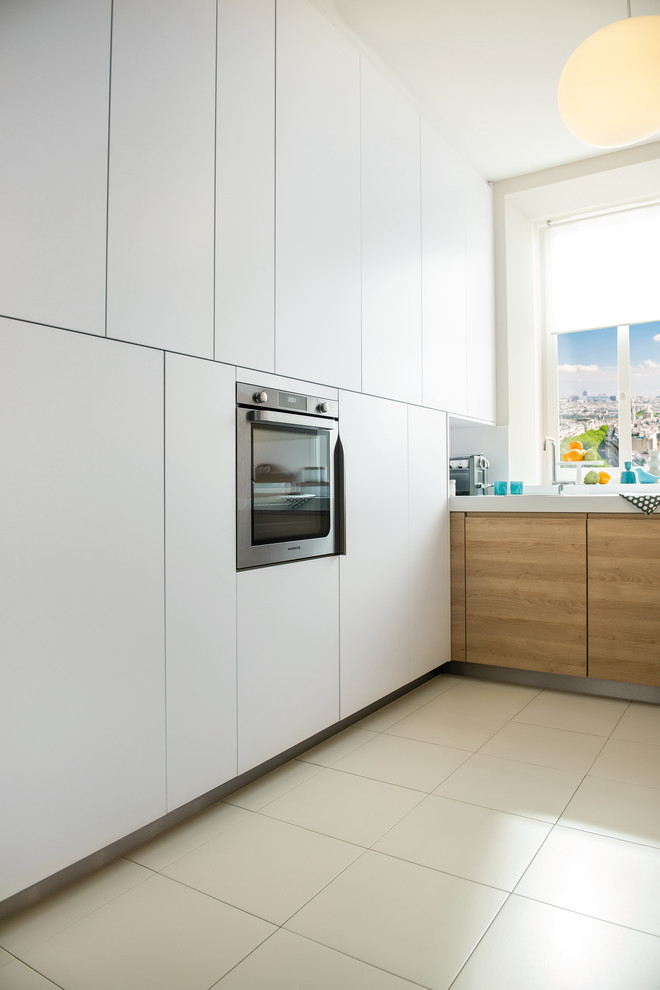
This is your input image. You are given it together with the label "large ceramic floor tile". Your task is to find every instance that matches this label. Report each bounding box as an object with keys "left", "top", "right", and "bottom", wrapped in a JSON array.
[
  {"left": 261, "top": 767, "right": 424, "bottom": 846},
  {"left": 374, "top": 795, "right": 550, "bottom": 890},
  {"left": 286, "top": 850, "right": 505, "bottom": 990},
  {"left": 428, "top": 678, "right": 540, "bottom": 721},
  {"left": 385, "top": 706, "right": 506, "bottom": 751},
  {"left": 451, "top": 894, "right": 660, "bottom": 990},
  {"left": 296, "top": 726, "right": 377, "bottom": 767},
  {"left": 515, "top": 825, "right": 660, "bottom": 935},
  {"left": 214, "top": 929, "right": 421, "bottom": 989},
  {"left": 612, "top": 701, "right": 660, "bottom": 746},
  {"left": 23, "top": 873, "right": 274, "bottom": 990},
  {"left": 222, "top": 759, "right": 322, "bottom": 811},
  {"left": 0, "top": 858, "right": 150, "bottom": 955},
  {"left": 434, "top": 753, "right": 582, "bottom": 822},
  {"left": 513, "top": 689, "right": 628, "bottom": 735},
  {"left": 479, "top": 721, "right": 606, "bottom": 773},
  {"left": 331, "top": 733, "right": 469, "bottom": 792},
  {"left": 357, "top": 679, "right": 457, "bottom": 732},
  {"left": 0, "top": 956, "right": 61, "bottom": 990},
  {"left": 162, "top": 812, "right": 362, "bottom": 925},
  {"left": 125, "top": 802, "right": 252, "bottom": 872},
  {"left": 559, "top": 775, "right": 660, "bottom": 847},
  {"left": 589, "top": 738, "right": 660, "bottom": 789}
]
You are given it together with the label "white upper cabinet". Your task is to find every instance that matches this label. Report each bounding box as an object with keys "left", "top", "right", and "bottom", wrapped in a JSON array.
[
  {"left": 408, "top": 405, "right": 450, "bottom": 680},
  {"left": 421, "top": 121, "right": 469, "bottom": 415},
  {"left": 236, "top": 557, "right": 340, "bottom": 774},
  {"left": 361, "top": 61, "right": 422, "bottom": 406},
  {"left": 275, "top": 0, "right": 361, "bottom": 390},
  {"left": 215, "top": 0, "right": 275, "bottom": 371},
  {"left": 0, "top": 320, "right": 165, "bottom": 903},
  {"left": 339, "top": 390, "right": 409, "bottom": 718},
  {"left": 107, "top": 0, "right": 216, "bottom": 356},
  {"left": 0, "top": 0, "right": 110, "bottom": 335},
  {"left": 164, "top": 355, "right": 237, "bottom": 810},
  {"left": 466, "top": 170, "right": 496, "bottom": 422}
]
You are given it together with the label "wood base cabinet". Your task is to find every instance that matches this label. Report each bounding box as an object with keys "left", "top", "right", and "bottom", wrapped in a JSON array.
[
  {"left": 464, "top": 513, "right": 587, "bottom": 676},
  {"left": 588, "top": 515, "right": 660, "bottom": 687}
]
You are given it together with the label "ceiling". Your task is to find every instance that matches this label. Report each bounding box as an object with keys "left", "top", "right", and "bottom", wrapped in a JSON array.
[{"left": 312, "top": 0, "right": 660, "bottom": 182}]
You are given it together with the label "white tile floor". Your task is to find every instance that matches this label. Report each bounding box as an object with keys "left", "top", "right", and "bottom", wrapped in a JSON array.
[{"left": 2, "top": 673, "right": 660, "bottom": 989}]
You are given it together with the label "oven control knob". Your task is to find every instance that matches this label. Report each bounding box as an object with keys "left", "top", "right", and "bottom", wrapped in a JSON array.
[
  {"left": 316, "top": 401, "right": 329, "bottom": 413},
  {"left": 253, "top": 391, "right": 268, "bottom": 404}
]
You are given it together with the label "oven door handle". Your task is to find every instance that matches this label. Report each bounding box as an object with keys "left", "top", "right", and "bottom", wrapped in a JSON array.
[{"left": 246, "top": 409, "right": 337, "bottom": 430}]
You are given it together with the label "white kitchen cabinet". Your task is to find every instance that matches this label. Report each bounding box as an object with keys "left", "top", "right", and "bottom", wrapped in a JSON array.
[
  {"left": 107, "top": 0, "right": 216, "bottom": 356},
  {"left": 339, "top": 390, "right": 410, "bottom": 718},
  {"left": 420, "top": 120, "right": 469, "bottom": 415},
  {"left": 0, "top": 0, "right": 110, "bottom": 335},
  {"left": 215, "top": 0, "right": 275, "bottom": 371},
  {"left": 164, "top": 355, "right": 237, "bottom": 810},
  {"left": 408, "top": 405, "right": 450, "bottom": 680},
  {"left": 466, "top": 169, "right": 496, "bottom": 423},
  {"left": 0, "top": 320, "right": 166, "bottom": 903},
  {"left": 361, "top": 61, "right": 423, "bottom": 405},
  {"left": 275, "top": 0, "right": 361, "bottom": 390},
  {"left": 236, "top": 557, "right": 340, "bottom": 774}
]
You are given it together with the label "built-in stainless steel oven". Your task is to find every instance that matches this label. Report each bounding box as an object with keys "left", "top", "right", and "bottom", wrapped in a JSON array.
[{"left": 236, "top": 381, "right": 343, "bottom": 569}]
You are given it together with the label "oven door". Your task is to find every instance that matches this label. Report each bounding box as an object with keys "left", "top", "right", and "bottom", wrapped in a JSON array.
[{"left": 237, "top": 407, "right": 338, "bottom": 569}]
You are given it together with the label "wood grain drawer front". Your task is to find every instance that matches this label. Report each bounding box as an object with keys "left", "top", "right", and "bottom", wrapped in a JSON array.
[
  {"left": 450, "top": 513, "right": 466, "bottom": 660},
  {"left": 588, "top": 515, "right": 660, "bottom": 687},
  {"left": 466, "top": 514, "right": 587, "bottom": 676}
]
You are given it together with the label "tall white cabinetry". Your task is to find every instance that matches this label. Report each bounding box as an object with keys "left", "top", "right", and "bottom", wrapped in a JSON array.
[
  {"left": 421, "top": 121, "right": 468, "bottom": 414},
  {"left": 165, "top": 356, "right": 237, "bottom": 810},
  {"left": 107, "top": 0, "right": 216, "bottom": 356},
  {"left": 339, "top": 391, "right": 410, "bottom": 717},
  {"left": 361, "top": 61, "right": 423, "bottom": 406},
  {"left": 0, "top": 320, "right": 166, "bottom": 903},
  {"left": 275, "top": 0, "right": 361, "bottom": 390},
  {"left": 408, "top": 405, "right": 450, "bottom": 680},
  {"left": 0, "top": 0, "right": 110, "bottom": 335},
  {"left": 466, "top": 171, "right": 496, "bottom": 423},
  {"left": 215, "top": 0, "right": 275, "bottom": 371},
  {"left": 236, "top": 557, "right": 340, "bottom": 774}
]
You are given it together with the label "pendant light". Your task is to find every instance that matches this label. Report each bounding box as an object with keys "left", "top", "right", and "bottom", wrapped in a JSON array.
[{"left": 558, "top": 1, "right": 660, "bottom": 148}]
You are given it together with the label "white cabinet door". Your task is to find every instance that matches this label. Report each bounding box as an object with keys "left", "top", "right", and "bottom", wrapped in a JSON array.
[
  {"left": 215, "top": 0, "right": 275, "bottom": 371},
  {"left": 0, "top": 0, "right": 110, "bottom": 335},
  {"left": 237, "top": 557, "right": 339, "bottom": 774},
  {"left": 275, "top": 0, "right": 361, "bottom": 390},
  {"left": 408, "top": 405, "right": 450, "bottom": 680},
  {"left": 0, "top": 321, "right": 165, "bottom": 903},
  {"left": 339, "top": 390, "right": 409, "bottom": 718},
  {"left": 361, "top": 61, "right": 422, "bottom": 405},
  {"left": 421, "top": 120, "right": 469, "bottom": 416},
  {"left": 165, "top": 355, "right": 237, "bottom": 810},
  {"left": 466, "top": 170, "right": 496, "bottom": 423},
  {"left": 107, "top": 0, "right": 216, "bottom": 357}
]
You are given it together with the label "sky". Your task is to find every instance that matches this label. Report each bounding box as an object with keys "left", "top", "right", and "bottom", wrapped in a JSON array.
[{"left": 557, "top": 321, "right": 660, "bottom": 398}]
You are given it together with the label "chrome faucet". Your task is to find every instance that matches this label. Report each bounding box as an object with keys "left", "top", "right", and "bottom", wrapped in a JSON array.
[{"left": 544, "top": 436, "right": 573, "bottom": 493}]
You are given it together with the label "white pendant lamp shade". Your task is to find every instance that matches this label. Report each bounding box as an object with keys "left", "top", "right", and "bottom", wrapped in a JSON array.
[{"left": 558, "top": 15, "right": 660, "bottom": 148}]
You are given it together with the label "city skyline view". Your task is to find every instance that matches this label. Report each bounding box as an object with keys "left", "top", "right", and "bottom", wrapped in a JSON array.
[{"left": 556, "top": 320, "right": 660, "bottom": 398}]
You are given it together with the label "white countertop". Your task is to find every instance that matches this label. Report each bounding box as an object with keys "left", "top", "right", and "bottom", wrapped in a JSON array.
[{"left": 450, "top": 484, "right": 660, "bottom": 513}]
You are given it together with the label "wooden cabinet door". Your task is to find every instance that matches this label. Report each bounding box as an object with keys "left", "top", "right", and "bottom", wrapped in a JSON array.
[
  {"left": 466, "top": 513, "right": 587, "bottom": 675},
  {"left": 588, "top": 514, "right": 660, "bottom": 687},
  {"left": 450, "top": 513, "right": 466, "bottom": 661}
]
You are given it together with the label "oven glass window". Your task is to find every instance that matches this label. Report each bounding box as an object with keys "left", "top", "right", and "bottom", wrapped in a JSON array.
[{"left": 251, "top": 422, "right": 331, "bottom": 545}]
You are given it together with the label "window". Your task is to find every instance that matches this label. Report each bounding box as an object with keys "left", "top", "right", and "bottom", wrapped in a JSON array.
[{"left": 545, "top": 203, "right": 660, "bottom": 478}]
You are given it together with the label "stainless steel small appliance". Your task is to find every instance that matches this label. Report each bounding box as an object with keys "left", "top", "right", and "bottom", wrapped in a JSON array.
[
  {"left": 236, "top": 382, "right": 344, "bottom": 569},
  {"left": 449, "top": 454, "right": 491, "bottom": 495}
]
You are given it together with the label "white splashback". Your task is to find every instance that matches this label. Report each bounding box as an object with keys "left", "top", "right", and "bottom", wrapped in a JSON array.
[{"left": 449, "top": 423, "right": 510, "bottom": 487}]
